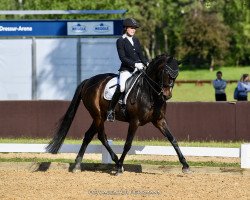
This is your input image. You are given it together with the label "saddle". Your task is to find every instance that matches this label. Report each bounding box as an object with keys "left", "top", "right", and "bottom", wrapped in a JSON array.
[{"left": 104, "top": 71, "right": 142, "bottom": 104}]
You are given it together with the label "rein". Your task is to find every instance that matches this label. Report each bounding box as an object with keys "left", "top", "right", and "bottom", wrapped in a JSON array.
[
  {"left": 140, "top": 70, "right": 162, "bottom": 95},
  {"left": 140, "top": 69, "right": 163, "bottom": 96}
]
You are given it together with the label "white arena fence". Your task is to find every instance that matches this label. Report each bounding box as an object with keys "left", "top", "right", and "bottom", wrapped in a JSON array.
[{"left": 0, "top": 141, "right": 249, "bottom": 169}]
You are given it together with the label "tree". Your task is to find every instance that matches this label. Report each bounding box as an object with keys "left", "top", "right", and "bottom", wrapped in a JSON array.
[
  {"left": 202, "top": 0, "right": 250, "bottom": 65},
  {"left": 178, "top": 7, "right": 230, "bottom": 68},
  {"left": 121, "top": 0, "right": 166, "bottom": 60},
  {"left": 0, "top": 0, "right": 125, "bottom": 20},
  {"left": 0, "top": 0, "right": 249, "bottom": 66},
  {"left": 222, "top": 0, "right": 250, "bottom": 65}
]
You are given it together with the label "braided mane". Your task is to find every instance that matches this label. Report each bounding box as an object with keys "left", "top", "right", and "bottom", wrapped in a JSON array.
[{"left": 146, "top": 54, "right": 179, "bottom": 78}]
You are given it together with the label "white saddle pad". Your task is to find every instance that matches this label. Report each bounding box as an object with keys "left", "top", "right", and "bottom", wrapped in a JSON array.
[
  {"left": 104, "top": 77, "right": 119, "bottom": 101},
  {"left": 104, "top": 73, "right": 142, "bottom": 104}
]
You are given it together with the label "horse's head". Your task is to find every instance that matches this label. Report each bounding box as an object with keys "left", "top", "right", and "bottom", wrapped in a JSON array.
[{"left": 146, "top": 54, "right": 180, "bottom": 101}]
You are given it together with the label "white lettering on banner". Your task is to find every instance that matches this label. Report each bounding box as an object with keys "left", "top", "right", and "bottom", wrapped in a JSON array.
[
  {"left": 0, "top": 26, "right": 32, "bottom": 32},
  {"left": 67, "top": 21, "right": 114, "bottom": 35}
]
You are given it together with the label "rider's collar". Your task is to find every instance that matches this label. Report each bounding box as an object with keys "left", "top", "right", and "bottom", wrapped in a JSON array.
[{"left": 122, "top": 33, "right": 133, "bottom": 39}]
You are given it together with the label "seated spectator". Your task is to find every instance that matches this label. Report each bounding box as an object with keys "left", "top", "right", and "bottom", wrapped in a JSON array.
[
  {"left": 213, "top": 71, "right": 227, "bottom": 101},
  {"left": 237, "top": 74, "right": 250, "bottom": 101}
]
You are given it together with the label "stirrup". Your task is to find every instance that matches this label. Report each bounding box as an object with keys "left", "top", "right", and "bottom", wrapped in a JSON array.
[{"left": 107, "top": 110, "right": 115, "bottom": 122}]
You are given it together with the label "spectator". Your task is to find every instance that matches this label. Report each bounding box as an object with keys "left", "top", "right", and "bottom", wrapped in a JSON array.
[
  {"left": 213, "top": 71, "right": 227, "bottom": 101},
  {"left": 237, "top": 74, "right": 250, "bottom": 101}
]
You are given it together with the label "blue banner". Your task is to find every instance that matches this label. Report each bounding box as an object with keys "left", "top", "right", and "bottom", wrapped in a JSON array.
[{"left": 0, "top": 20, "right": 123, "bottom": 37}]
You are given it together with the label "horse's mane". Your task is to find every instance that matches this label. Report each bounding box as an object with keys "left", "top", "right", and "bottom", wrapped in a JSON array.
[
  {"left": 149, "top": 54, "right": 167, "bottom": 66},
  {"left": 146, "top": 54, "right": 166, "bottom": 73}
]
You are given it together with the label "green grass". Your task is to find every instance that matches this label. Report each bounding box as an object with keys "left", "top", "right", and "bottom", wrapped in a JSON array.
[
  {"left": 170, "top": 82, "right": 237, "bottom": 102},
  {"left": 0, "top": 157, "right": 240, "bottom": 168},
  {"left": 178, "top": 66, "right": 250, "bottom": 80},
  {"left": 0, "top": 157, "right": 97, "bottom": 164},
  {"left": 0, "top": 138, "right": 242, "bottom": 168},
  {"left": 0, "top": 138, "right": 244, "bottom": 148},
  {"left": 171, "top": 66, "right": 250, "bottom": 102},
  {"left": 0, "top": 137, "right": 82, "bottom": 144},
  {"left": 125, "top": 159, "right": 240, "bottom": 168}
]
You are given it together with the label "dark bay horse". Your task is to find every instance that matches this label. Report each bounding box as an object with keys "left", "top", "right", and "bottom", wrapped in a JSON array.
[{"left": 46, "top": 54, "right": 190, "bottom": 174}]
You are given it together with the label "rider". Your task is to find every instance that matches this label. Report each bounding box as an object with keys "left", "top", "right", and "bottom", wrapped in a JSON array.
[{"left": 107, "top": 18, "right": 148, "bottom": 122}]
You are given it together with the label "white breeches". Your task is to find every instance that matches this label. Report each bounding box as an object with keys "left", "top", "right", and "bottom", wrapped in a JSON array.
[{"left": 119, "top": 70, "right": 134, "bottom": 92}]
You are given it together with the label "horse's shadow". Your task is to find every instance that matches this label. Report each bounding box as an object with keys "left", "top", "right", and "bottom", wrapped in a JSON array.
[
  {"left": 30, "top": 162, "right": 52, "bottom": 172},
  {"left": 31, "top": 162, "right": 143, "bottom": 175}
]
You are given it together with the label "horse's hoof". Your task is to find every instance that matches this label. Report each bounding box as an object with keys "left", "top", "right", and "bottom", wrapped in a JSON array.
[
  {"left": 72, "top": 168, "right": 81, "bottom": 173},
  {"left": 115, "top": 166, "right": 124, "bottom": 176},
  {"left": 72, "top": 164, "right": 81, "bottom": 173},
  {"left": 182, "top": 167, "right": 191, "bottom": 174},
  {"left": 115, "top": 171, "right": 123, "bottom": 176}
]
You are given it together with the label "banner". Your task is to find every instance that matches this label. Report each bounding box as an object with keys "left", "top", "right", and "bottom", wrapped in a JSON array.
[
  {"left": 0, "top": 20, "right": 122, "bottom": 37},
  {"left": 67, "top": 21, "right": 114, "bottom": 36}
]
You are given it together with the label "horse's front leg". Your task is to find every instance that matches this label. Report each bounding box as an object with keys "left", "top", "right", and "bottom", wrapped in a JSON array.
[
  {"left": 153, "top": 118, "right": 190, "bottom": 173},
  {"left": 116, "top": 122, "right": 138, "bottom": 175}
]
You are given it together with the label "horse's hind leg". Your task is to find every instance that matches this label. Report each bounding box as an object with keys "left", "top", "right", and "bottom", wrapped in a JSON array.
[
  {"left": 72, "top": 122, "right": 97, "bottom": 172},
  {"left": 97, "top": 122, "right": 119, "bottom": 165}
]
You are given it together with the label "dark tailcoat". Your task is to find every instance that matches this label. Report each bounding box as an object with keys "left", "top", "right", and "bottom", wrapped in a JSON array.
[{"left": 116, "top": 36, "right": 148, "bottom": 72}]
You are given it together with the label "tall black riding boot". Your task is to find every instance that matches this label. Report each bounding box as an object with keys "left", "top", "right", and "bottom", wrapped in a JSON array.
[{"left": 107, "top": 86, "right": 123, "bottom": 122}]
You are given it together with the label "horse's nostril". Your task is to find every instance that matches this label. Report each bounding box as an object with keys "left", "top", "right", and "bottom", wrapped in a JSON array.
[{"left": 162, "top": 94, "right": 172, "bottom": 101}]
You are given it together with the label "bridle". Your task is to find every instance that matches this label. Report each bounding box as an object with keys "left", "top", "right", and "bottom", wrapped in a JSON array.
[{"left": 141, "top": 63, "right": 179, "bottom": 97}]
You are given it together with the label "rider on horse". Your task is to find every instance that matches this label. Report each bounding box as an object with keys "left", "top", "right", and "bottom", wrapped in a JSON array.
[{"left": 107, "top": 18, "right": 148, "bottom": 122}]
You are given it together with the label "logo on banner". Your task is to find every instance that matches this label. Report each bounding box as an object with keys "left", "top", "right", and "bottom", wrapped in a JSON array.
[
  {"left": 67, "top": 21, "right": 114, "bottom": 35},
  {"left": 93, "top": 23, "right": 110, "bottom": 33},
  {"left": 71, "top": 23, "right": 86, "bottom": 33}
]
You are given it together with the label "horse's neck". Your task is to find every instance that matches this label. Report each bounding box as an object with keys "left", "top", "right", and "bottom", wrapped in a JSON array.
[
  {"left": 134, "top": 79, "right": 166, "bottom": 119},
  {"left": 139, "top": 75, "right": 159, "bottom": 104}
]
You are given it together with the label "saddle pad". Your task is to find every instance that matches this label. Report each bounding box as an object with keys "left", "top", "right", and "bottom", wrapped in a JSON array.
[
  {"left": 104, "top": 73, "right": 142, "bottom": 104},
  {"left": 104, "top": 77, "right": 119, "bottom": 101}
]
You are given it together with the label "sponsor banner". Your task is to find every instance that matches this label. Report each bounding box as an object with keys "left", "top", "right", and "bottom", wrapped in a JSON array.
[
  {"left": 67, "top": 21, "right": 114, "bottom": 36},
  {"left": 0, "top": 20, "right": 122, "bottom": 37}
]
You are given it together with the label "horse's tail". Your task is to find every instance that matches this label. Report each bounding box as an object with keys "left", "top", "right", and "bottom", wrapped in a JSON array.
[{"left": 46, "top": 80, "right": 87, "bottom": 154}]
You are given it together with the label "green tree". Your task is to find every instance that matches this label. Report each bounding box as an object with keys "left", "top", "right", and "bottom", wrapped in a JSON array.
[
  {"left": 0, "top": 0, "right": 125, "bottom": 20},
  {"left": 178, "top": 7, "right": 230, "bottom": 68},
  {"left": 225, "top": 0, "right": 250, "bottom": 65},
  {"left": 161, "top": 0, "right": 195, "bottom": 58},
  {"left": 0, "top": 0, "right": 19, "bottom": 19},
  {"left": 122, "top": 0, "right": 166, "bottom": 59},
  {"left": 203, "top": 0, "right": 250, "bottom": 65},
  {"left": 0, "top": 0, "right": 249, "bottom": 66}
]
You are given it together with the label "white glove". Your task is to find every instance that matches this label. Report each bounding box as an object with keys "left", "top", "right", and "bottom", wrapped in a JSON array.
[{"left": 135, "top": 63, "right": 144, "bottom": 70}]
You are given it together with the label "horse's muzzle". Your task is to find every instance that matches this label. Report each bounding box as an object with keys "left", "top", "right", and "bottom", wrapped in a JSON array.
[
  {"left": 162, "top": 94, "right": 172, "bottom": 101},
  {"left": 162, "top": 88, "right": 172, "bottom": 101}
]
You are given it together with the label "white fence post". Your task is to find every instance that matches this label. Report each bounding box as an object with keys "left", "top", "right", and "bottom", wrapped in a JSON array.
[
  {"left": 241, "top": 144, "right": 250, "bottom": 169},
  {"left": 101, "top": 140, "right": 113, "bottom": 164}
]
